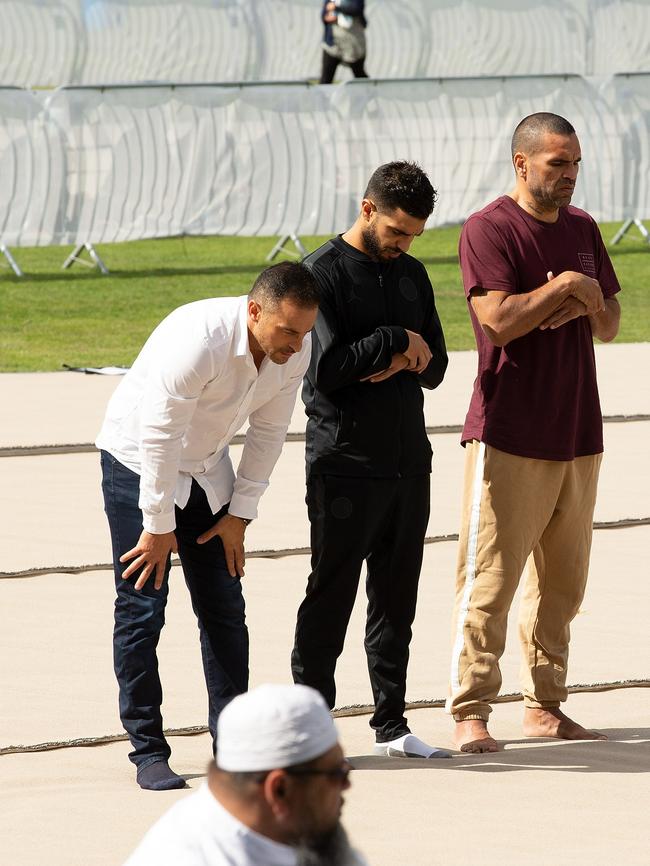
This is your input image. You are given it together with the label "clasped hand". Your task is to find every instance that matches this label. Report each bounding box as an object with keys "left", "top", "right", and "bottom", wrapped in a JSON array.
[
  {"left": 361, "top": 352, "right": 410, "bottom": 383},
  {"left": 539, "top": 270, "right": 602, "bottom": 331},
  {"left": 361, "top": 329, "right": 432, "bottom": 383}
]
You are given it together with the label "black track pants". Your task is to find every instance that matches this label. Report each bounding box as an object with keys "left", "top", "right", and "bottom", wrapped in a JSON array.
[
  {"left": 320, "top": 51, "right": 369, "bottom": 84},
  {"left": 291, "top": 473, "right": 429, "bottom": 741}
]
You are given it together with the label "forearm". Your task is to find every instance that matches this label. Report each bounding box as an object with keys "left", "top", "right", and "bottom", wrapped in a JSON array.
[
  {"left": 232, "top": 422, "right": 286, "bottom": 519},
  {"left": 417, "top": 297, "right": 448, "bottom": 390},
  {"left": 314, "top": 325, "right": 407, "bottom": 393},
  {"left": 473, "top": 279, "right": 571, "bottom": 346},
  {"left": 232, "top": 373, "right": 303, "bottom": 517},
  {"left": 473, "top": 269, "right": 608, "bottom": 347},
  {"left": 589, "top": 297, "right": 620, "bottom": 342},
  {"left": 418, "top": 346, "right": 448, "bottom": 390}
]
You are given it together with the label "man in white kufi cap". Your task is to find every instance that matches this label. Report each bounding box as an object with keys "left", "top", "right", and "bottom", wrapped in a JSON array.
[{"left": 124, "top": 684, "right": 368, "bottom": 866}]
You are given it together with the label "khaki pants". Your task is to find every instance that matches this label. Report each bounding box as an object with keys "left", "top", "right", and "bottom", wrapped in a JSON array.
[{"left": 447, "top": 441, "right": 602, "bottom": 721}]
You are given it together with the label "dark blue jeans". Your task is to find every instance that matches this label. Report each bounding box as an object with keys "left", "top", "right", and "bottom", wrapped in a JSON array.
[{"left": 100, "top": 451, "right": 249, "bottom": 769}]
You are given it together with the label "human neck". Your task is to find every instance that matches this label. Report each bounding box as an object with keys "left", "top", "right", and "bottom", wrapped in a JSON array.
[
  {"left": 508, "top": 184, "right": 559, "bottom": 223},
  {"left": 208, "top": 774, "right": 292, "bottom": 846},
  {"left": 247, "top": 330, "right": 265, "bottom": 370},
  {"left": 341, "top": 218, "right": 370, "bottom": 255}
]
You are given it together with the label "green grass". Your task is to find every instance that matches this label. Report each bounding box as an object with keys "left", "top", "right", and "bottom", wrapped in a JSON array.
[{"left": 1, "top": 222, "right": 648, "bottom": 371}]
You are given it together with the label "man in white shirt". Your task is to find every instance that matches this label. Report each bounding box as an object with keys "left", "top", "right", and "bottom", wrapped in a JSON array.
[
  {"left": 124, "top": 684, "right": 366, "bottom": 866},
  {"left": 97, "top": 263, "right": 320, "bottom": 791}
]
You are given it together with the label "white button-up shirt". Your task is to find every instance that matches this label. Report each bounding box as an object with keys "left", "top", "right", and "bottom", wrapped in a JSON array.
[{"left": 96, "top": 296, "right": 310, "bottom": 534}]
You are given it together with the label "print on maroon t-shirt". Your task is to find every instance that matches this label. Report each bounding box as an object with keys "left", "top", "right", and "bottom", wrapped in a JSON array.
[{"left": 459, "top": 195, "right": 621, "bottom": 461}]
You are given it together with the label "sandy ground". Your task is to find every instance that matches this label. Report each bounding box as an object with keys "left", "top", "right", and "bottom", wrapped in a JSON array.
[
  {"left": 2, "top": 344, "right": 648, "bottom": 450},
  {"left": 2, "top": 691, "right": 649, "bottom": 866},
  {"left": 1, "top": 343, "right": 649, "bottom": 865}
]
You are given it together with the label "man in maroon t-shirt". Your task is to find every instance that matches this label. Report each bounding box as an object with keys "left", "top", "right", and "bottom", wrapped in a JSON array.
[{"left": 447, "top": 112, "right": 621, "bottom": 753}]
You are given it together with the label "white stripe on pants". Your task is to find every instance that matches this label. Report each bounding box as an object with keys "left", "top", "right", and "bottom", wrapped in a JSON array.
[{"left": 447, "top": 441, "right": 602, "bottom": 721}]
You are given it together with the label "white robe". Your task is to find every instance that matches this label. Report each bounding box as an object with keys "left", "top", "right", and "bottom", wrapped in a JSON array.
[{"left": 124, "top": 784, "right": 297, "bottom": 866}]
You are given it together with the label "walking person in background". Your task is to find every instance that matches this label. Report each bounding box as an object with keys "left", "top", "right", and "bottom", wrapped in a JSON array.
[
  {"left": 448, "top": 112, "right": 621, "bottom": 753},
  {"left": 319, "top": 1, "right": 369, "bottom": 83},
  {"left": 292, "top": 161, "right": 450, "bottom": 759},
  {"left": 97, "top": 263, "right": 319, "bottom": 790}
]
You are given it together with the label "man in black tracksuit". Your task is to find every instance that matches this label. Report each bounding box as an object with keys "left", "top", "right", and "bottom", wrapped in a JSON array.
[{"left": 291, "top": 161, "right": 451, "bottom": 758}]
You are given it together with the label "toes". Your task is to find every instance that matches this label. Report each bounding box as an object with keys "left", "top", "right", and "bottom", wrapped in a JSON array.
[{"left": 459, "top": 739, "right": 498, "bottom": 753}]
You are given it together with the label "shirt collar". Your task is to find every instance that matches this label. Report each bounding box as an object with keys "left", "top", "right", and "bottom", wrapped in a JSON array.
[
  {"left": 235, "top": 295, "right": 251, "bottom": 358},
  {"left": 332, "top": 233, "right": 403, "bottom": 272},
  {"left": 332, "top": 233, "right": 374, "bottom": 263},
  {"left": 201, "top": 786, "right": 297, "bottom": 865}
]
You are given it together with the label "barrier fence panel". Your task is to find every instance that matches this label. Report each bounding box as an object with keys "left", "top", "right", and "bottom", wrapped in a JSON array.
[
  {"left": 0, "top": 88, "right": 67, "bottom": 247},
  {"left": 80, "top": 0, "right": 257, "bottom": 85},
  {"left": 416, "top": 0, "right": 588, "bottom": 78},
  {"left": 0, "top": 0, "right": 81, "bottom": 86},
  {"left": 0, "top": 1, "right": 648, "bottom": 87},
  {"left": 0, "top": 75, "right": 648, "bottom": 247},
  {"left": 590, "top": 0, "right": 650, "bottom": 76}
]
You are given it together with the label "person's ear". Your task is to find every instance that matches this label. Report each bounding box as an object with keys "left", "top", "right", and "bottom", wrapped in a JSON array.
[
  {"left": 361, "top": 198, "right": 375, "bottom": 221},
  {"left": 248, "top": 298, "right": 262, "bottom": 323},
  {"left": 513, "top": 152, "right": 527, "bottom": 180},
  {"left": 264, "top": 769, "right": 291, "bottom": 817}
]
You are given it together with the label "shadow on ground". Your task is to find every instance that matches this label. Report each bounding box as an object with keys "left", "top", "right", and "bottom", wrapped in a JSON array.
[{"left": 349, "top": 728, "right": 650, "bottom": 774}]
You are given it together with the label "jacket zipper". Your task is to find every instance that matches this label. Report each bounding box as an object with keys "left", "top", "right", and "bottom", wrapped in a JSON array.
[{"left": 378, "top": 265, "right": 402, "bottom": 477}]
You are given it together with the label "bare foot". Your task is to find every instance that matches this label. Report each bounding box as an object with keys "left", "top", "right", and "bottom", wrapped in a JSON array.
[
  {"left": 454, "top": 719, "right": 498, "bottom": 753},
  {"left": 523, "top": 707, "right": 607, "bottom": 741}
]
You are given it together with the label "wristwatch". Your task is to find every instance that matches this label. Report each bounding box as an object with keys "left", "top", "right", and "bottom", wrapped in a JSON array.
[{"left": 230, "top": 514, "right": 252, "bottom": 527}]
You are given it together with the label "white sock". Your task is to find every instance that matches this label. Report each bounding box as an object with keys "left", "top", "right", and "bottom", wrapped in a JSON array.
[{"left": 376, "top": 733, "right": 451, "bottom": 759}]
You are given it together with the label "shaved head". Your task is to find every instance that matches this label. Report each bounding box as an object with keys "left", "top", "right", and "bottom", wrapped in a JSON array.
[{"left": 511, "top": 113, "right": 576, "bottom": 160}]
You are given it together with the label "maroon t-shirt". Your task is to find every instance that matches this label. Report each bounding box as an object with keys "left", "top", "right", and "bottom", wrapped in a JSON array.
[{"left": 459, "top": 195, "right": 621, "bottom": 461}]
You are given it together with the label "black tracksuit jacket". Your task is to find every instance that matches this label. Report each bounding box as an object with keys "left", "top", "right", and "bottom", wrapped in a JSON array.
[{"left": 302, "top": 235, "right": 448, "bottom": 478}]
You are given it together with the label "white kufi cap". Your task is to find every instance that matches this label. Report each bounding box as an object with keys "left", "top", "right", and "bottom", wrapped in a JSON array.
[{"left": 217, "top": 684, "right": 338, "bottom": 772}]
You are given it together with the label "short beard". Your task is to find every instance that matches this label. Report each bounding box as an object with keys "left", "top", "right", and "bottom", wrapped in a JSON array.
[
  {"left": 295, "top": 823, "right": 359, "bottom": 866},
  {"left": 527, "top": 181, "right": 571, "bottom": 212},
  {"left": 360, "top": 224, "right": 384, "bottom": 261}
]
